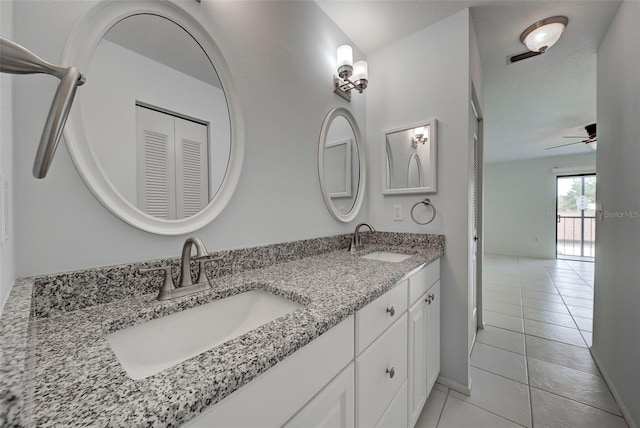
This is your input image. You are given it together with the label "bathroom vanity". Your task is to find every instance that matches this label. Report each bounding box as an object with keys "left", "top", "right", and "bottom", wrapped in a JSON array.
[
  {"left": 0, "top": 232, "right": 443, "bottom": 427},
  {"left": 186, "top": 256, "right": 440, "bottom": 428}
]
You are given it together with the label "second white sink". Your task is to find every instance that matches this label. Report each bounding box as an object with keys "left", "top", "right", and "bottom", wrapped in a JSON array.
[
  {"left": 106, "top": 290, "right": 302, "bottom": 380},
  {"left": 360, "top": 251, "right": 413, "bottom": 262}
]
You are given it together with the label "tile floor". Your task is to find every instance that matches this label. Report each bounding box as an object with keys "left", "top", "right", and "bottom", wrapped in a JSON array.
[{"left": 415, "top": 254, "right": 629, "bottom": 428}]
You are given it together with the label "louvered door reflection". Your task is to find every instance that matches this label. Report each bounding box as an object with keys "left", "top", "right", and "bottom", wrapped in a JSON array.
[
  {"left": 136, "top": 105, "right": 209, "bottom": 220},
  {"left": 175, "top": 118, "right": 209, "bottom": 219}
]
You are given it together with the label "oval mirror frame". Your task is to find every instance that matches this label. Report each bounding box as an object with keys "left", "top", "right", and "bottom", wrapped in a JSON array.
[
  {"left": 318, "top": 107, "right": 366, "bottom": 222},
  {"left": 61, "top": 0, "right": 244, "bottom": 235}
]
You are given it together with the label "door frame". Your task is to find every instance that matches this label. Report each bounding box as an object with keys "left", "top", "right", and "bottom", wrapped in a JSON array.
[
  {"left": 555, "top": 173, "right": 597, "bottom": 261},
  {"left": 469, "top": 86, "right": 484, "bottom": 352}
]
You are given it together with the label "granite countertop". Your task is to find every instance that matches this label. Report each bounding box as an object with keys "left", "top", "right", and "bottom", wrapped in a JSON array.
[{"left": 1, "top": 236, "right": 443, "bottom": 427}]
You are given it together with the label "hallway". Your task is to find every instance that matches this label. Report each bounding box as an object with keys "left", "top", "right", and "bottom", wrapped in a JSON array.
[{"left": 415, "top": 255, "right": 628, "bottom": 427}]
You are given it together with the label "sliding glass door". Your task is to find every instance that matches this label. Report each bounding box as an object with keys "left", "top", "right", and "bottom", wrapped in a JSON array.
[{"left": 556, "top": 174, "right": 596, "bottom": 261}]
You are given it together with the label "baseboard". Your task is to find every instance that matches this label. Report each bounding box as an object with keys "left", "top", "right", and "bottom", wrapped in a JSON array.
[
  {"left": 590, "top": 349, "right": 638, "bottom": 428},
  {"left": 437, "top": 375, "right": 472, "bottom": 396}
]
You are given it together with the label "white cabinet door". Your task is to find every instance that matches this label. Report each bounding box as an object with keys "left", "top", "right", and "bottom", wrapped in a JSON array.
[
  {"left": 184, "top": 316, "right": 354, "bottom": 428},
  {"left": 285, "top": 363, "right": 355, "bottom": 428},
  {"left": 375, "top": 379, "right": 408, "bottom": 428},
  {"left": 426, "top": 281, "right": 441, "bottom": 395},
  {"left": 407, "top": 296, "right": 428, "bottom": 428},
  {"left": 356, "top": 313, "right": 408, "bottom": 428}
]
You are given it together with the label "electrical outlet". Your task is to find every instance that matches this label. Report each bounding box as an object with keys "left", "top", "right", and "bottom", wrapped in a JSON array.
[{"left": 393, "top": 205, "right": 403, "bottom": 221}]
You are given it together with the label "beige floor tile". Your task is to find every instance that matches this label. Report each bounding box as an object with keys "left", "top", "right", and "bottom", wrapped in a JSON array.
[
  {"left": 562, "top": 296, "right": 593, "bottom": 309},
  {"left": 438, "top": 396, "right": 524, "bottom": 428},
  {"left": 524, "top": 319, "right": 586, "bottom": 347},
  {"left": 522, "top": 307, "right": 577, "bottom": 328},
  {"left": 476, "top": 325, "right": 525, "bottom": 355},
  {"left": 530, "top": 388, "right": 626, "bottom": 427},
  {"left": 567, "top": 305, "right": 593, "bottom": 319},
  {"left": 414, "top": 388, "right": 447, "bottom": 428},
  {"left": 524, "top": 335, "right": 599, "bottom": 375},
  {"left": 485, "top": 311, "right": 524, "bottom": 333},
  {"left": 484, "top": 300, "right": 524, "bottom": 317},
  {"left": 573, "top": 316, "right": 593, "bottom": 332},
  {"left": 471, "top": 342, "right": 528, "bottom": 384},
  {"left": 521, "top": 298, "right": 570, "bottom": 315},
  {"left": 451, "top": 367, "right": 531, "bottom": 428},
  {"left": 528, "top": 358, "right": 620, "bottom": 415}
]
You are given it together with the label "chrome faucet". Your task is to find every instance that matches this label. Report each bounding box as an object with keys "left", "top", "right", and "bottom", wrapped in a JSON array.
[
  {"left": 349, "top": 223, "right": 375, "bottom": 252},
  {"left": 138, "top": 237, "right": 222, "bottom": 301}
]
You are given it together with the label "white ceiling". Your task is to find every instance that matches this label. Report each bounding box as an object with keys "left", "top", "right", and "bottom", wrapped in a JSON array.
[{"left": 316, "top": 0, "right": 622, "bottom": 163}]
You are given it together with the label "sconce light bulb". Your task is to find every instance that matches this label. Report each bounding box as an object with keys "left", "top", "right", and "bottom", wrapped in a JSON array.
[
  {"left": 352, "top": 61, "right": 368, "bottom": 81},
  {"left": 337, "top": 45, "right": 353, "bottom": 68}
]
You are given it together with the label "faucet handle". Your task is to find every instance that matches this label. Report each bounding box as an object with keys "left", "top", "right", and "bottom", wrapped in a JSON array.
[
  {"left": 194, "top": 253, "right": 223, "bottom": 262},
  {"left": 138, "top": 265, "right": 171, "bottom": 275},
  {"left": 138, "top": 265, "right": 176, "bottom": 300}
]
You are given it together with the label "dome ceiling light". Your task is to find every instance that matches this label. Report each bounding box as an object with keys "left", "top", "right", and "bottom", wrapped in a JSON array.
[{"left": 509, "top": 16, "right": 569, "bottom": 64}]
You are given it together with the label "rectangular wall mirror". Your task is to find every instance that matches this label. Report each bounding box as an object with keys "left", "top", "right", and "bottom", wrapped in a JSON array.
[{"left": 382, "top": 119, "right": 437, "bottom": 194}]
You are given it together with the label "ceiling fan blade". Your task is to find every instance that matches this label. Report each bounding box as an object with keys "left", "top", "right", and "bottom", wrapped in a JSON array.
[
  {"left": 563, "top": 136, "right": 587, "bottom": 139},
  {"left": 509, "top": 50, "right": 542, "bottom": 63},
  {"left": 545, "top": 141, "right": 584, "bottom": 150}
]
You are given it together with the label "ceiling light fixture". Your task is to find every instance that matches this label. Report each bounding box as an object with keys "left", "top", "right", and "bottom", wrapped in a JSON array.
[
  {"left": 334, "top": 45, "right": 368, "bottom": 102},
  {"left": 510, "top": 16, "right": 568, "bottom": 63},
  {"left": 520, "top": 16, "right": 568, "bottom": 53}
]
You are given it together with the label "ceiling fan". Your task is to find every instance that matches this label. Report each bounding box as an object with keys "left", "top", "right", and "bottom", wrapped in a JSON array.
[{"left": 546, "top": 123, "right": 597, "bottom": 150}]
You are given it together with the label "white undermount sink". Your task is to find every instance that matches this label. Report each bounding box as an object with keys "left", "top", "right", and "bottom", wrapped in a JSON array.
[
  {"left": 106, "top": 290, "right": 302, "bottom": 380},
  {"left": 360, "top": 251, "right": 413, "bottom": 263}
]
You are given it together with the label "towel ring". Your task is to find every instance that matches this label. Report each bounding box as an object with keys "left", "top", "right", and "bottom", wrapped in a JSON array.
[{"left": 410, "top": 198, "right": 437, "bottom": 225}]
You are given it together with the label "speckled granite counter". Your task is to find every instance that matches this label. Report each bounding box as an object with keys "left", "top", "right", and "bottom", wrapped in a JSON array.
[{"left": 0, "top": 232, "right": 443, "bottom": 427}]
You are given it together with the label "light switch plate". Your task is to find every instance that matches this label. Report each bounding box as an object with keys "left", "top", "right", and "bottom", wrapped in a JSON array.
[{"left": 393, "top": 205, "right": 403, "bottom": 221}]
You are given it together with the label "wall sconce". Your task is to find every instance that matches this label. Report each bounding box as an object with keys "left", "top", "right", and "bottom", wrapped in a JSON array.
[
  {"left": 411, "top": 127, "right": 428, "bottom": 149},
  {"left": 334, "top": 45, "right": 368, "bottom": 102}
]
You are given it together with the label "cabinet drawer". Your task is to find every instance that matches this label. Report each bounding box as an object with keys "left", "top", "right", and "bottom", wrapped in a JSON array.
[
  {"left": 375, "top": 379, "right": 408, "bottom": 428},
  {"left": 408, "top": 259, "right": 440, "bottom": 306},
  {"left": 356, "top": 313, "right": 408, "bottom": 428},
  {"left": 356, "top": 280, "right": 408, "bottom": 354}
]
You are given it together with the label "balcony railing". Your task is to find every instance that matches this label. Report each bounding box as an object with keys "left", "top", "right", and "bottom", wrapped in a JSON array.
[{"left": 557, "top": 215, "right": 596, "bottom": 259}]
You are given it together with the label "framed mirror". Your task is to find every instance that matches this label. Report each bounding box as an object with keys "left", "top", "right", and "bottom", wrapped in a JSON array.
[
  {"left": 318, "top": 107, "right": 366, "bottom": 222},
  {"left": 61, "top": 0, "right": 244, "bottom": 235},
  {"left": 382, "top": 119, "right": 437, "bottom": 194}
]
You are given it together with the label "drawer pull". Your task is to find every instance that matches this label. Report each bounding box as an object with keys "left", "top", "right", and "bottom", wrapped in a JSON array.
[
  {"left": 426, "top": 293, "right": 436, "bottom": 304},
  {"left": 386, "top": 306, "right": 395, "bottom": 317},
  {"left": 386, "top": 367, "right": 395, "bottom": 379}
]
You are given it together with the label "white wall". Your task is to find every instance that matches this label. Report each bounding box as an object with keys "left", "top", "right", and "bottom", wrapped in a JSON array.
[
  {"left": 0, "top": 0, "right": 16, "bottom": 315},
  {"left": 367, "top": 9, "right": 477, "bottom": 390},
  {"left": 484, "top": 153, "right": 596, "bottom": 259},
  {"left": 592, "top": 1, "right": 640, "bottom": 426},
  {"left": 10, "top": 0, "right": 366, "bottom": 277}
]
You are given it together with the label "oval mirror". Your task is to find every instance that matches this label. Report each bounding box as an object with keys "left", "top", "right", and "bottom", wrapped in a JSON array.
[
  {"left": 318, "top": 108, "right": 366, "bottom": 222},
  {"left": 61, "top": 1, "right": 244, "bottom": 235}
]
